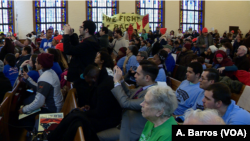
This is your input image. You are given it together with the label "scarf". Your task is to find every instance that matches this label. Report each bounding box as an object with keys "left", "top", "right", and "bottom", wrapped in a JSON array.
[{"left": 123, "top": 52, "right": 133, "bottom": 73}]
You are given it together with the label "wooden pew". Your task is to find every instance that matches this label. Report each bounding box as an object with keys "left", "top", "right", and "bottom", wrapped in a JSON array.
[
  {"left": 0, "top": 94, "right": 12, "bottom": 141},
  {"left": 231, "top": 85, "right": 246, "bottom": 104},
  {"left": 205, "top": 63, "right": 212, "bottom": 68},
  {"left": 61, "top": 88, "right": 85, "bottom": 141},
  {"left": 167, "top": 77, "right": 181, "bottom": 91}
]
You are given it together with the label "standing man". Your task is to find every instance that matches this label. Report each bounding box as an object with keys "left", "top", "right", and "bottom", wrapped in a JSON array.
[
  {"left": 196, "top": 27, "right": 213, "bottom": 54},
  {"left": 63, "top": 20, "right": 100, "bottom": 84},
  {"left": 110, "top": 29, "right": 129, "bottom": 55},
  {"left": 39, "top": 29, "right": 54, "bottom": 52},
  {"left": 99, "top": 27, "right": 110, "bottom": 49}
]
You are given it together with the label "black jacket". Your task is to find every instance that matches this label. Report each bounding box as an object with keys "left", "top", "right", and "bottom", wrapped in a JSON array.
[
  {"left": 85, "top": 67, "right": 122, "bottom": 132},
  {"left": 63, "top": 34, "right": 100, "bottom": 82},
  {"left": 234, "top": 55, "right": 250, "bottom": 71},
  {"left": 200, "top": 52, "right": 215, "bottom": 64},
  {"left": 0, "top": 72, "right": 12, "bottom": 103},
  {"left": 98, "top": 34, "right": 110, "bottom": 48},
  {"left": 16, "top": 54, "right": 31, "bottom": 70}
]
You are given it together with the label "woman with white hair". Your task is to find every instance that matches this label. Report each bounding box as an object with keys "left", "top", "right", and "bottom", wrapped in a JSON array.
[
  {"left": 139, "top": 86, "right": 178, "bottom": 141},
  {"left": 183, "top": 108, "right": 225, "bottom": 125}
]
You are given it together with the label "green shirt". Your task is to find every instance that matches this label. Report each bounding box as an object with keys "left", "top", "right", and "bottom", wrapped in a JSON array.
[
  {"left": 141, "top": 33, "right": 148, "bottom": 40},
  {"left": 139, "top": 116, "right": 177, "bottom": 141}
]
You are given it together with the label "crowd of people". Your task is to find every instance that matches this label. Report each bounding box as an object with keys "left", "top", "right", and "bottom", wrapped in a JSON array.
[{"left": 0, "top": 19, "right": 250, "bottom": 141}]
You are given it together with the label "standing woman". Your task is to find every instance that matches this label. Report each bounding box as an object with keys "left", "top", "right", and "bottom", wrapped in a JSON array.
[{"left": 0, "top": 38, "right": 15, "bottom": 61}]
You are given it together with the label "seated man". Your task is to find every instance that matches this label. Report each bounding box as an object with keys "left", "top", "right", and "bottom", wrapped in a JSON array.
[
  {"left": 183, "top": 109, "right": 225, "bottom": 125},
  {"left": 97, "top": 60, "right": 159, "bottom": 141},
  {"left": 174, "top": 62, "right": 203, "bottom": 115},
  {"left": 19, "top": 53, "right": 63, "bottom": 132},
  {"left": 16, "top": 46, "right": 32, "bottom": 70},
  {"left": 39, "top": 29, "right": 54, "bottom": 52},
  {"left": 202, "top": 83, "right": 250, "bottom": 125},
  {"left": 233, "top": 45, "right": 250, "bottom": 71}
]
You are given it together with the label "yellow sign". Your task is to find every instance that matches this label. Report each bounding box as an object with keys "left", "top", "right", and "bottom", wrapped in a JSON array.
[{"left": 102, "top": 13, "right": 150, "bottom": 33}]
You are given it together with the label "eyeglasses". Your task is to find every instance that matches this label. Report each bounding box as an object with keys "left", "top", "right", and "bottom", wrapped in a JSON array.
[{"left": 200, "top": 77, "right": 208, "bottom": 81}]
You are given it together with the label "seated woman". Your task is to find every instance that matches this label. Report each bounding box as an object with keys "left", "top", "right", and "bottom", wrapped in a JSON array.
[
  {"left": 20, "top": 54, "right": 39, "bottom": 82},
  {"left": 176, "top": 43, "right": 194, "bottom": 67},
  {"left": 139, "top": 86, "right": 178, "bottom": 141},
  {"left": 152, "top": 49, "right": 168, "bottom": 82},
  {"left": 56, "top": 49, "right": 68, "bottom": 71},
  {"left": 200, "top": 45, "right": 218, "bottom": 64},
  {"left": 3, "top": 53, "right": 18, "bottom": 87},
  {"left": 115, "top": 47, "right": 127, "bottom": 66},
  {"left": 212, "top": 50, "right": 238, "bottom": 78},
  {"left": 122, "top": 45, "right": 138, "bottom": 74},
  {"left": 47, "top": 48, "right": 63, "bottom": 80}
]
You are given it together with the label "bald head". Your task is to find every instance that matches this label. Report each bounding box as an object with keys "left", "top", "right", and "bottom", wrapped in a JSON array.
[
  {"left": 237, "top": 45, "right": 248, "bottom": 56},
  {"left": 183, "top": 109, "right": 225, "bottom": 125}
]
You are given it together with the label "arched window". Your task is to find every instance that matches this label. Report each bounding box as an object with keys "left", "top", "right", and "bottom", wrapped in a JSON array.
[
  {"left": 0, "top": 0, "right": 14, "bottom": 34},
  {"left": 136, "top": 0, "right": 165, "bottom": 32},
  {"left": 87, "top": 0, "right": 118, "bottom": 32},
  {"left": 180, "top": 0, "right": 204, "bottom": 33},
  {"left": 34, "top": 0, "right": 67, "bottom": 33}
]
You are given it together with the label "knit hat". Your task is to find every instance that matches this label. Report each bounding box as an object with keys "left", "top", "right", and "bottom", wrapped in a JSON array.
[
  {"left": 231, "top": 30, "right": 234, "bottom": 34},
  {"left": 202, "top": 27, "right": 208, "bottom": 33},
  {"left": 216, "top": 53, "right": 223, "bottom": 58},
  {"left": 218, "top": 47, "right": 227, "bottom": 53},
  {"left": 183, "top": 43, "right": 191, "bottom": 50},
  {"left": 208, "top": 45, "right": 218, "bottom": 53},
  {"left": 55, "top": 43, "right": 64, "bottom": 52},
  {"left": 37, "top": 53, "right": 54, "bottom": 68},
  {"left": 163, "top": 44, "right": 173, "bottom": 52},
  {"left": 119, "top": 47, "right": 127, "bottom": 55},
  {"left": 192, "top": 38, "right": 197, "bottom": 43},
  {"left": 160, "top": 28, "right": 167, "bottom": 35},
  {"left": 53, "top": 34, "right": 62, "bottom": 42},
  {"left": 0, "top": 60, "right": 3, "bottom": 72}
]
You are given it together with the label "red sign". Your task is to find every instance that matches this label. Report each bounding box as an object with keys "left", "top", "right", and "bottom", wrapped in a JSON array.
[
  {"left": 142, "top": 14, "right": 149, "bottom": 29},
  {"left": 128, "top": 24, "right": 134, "bottom": 40}
]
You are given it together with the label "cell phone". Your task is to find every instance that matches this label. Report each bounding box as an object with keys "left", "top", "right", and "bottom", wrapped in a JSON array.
[
  {"left": 26, "top": 89, "right": 34, "bottom": 93},
  {"left": 23, "top": 65, "right": 28, "bottom": 73}
]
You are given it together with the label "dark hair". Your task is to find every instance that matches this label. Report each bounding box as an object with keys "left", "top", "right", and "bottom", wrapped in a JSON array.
[
  {"left": 142, "top": 29, "right": 146, "bottom": 33},
  {"left": 47, "top": 48, "right": 59, "bottom": 62},
  {"left": 23, "top": 46, "right": 31, "bottom": 54},
  {"left": 101, "top": 27, "right": 108, "bottom": 34},
  {"left": 188, "top": 62, "right": 203, "bottom": 77},
  {"left": 178, "top": 29, "right": 181, "bottom": 31},
  {"left": 197, "top": 56, "right": 205, "bottom": 64},
  {"left": 174, "top": 41, "right": 179, "bottom": 45},
  {"left": 142, "top": 40, "right": 147, "bottom": 45},
  {"left": 223, "top": 42, "right": 233, "bottom": 54},
  {"left": 31, "top": 31, "right": 36, "bottom": 35},
  {"left": 83, "top": 20, "right": 96, "bottom": 35},
  {"left": 83, "top": 64, "right": 99, "bottom": 78},
  {"left": 156, "top": 49, "right": 168, "bottom": 75},
  {"left": 3, "top": 38, "right": 14, "bottom": 53},
  {"left": 206, "top": 82, "right": 231, "bottom": 106},
  {"left": 31, "top": 54, "right": 38, "bottom": 70},
  {"left": 139, "top": 60, "right": 159, "bottom": 81},
  {"left": 4, "top": 53, "right": 16, "bottom": 67},
  {"left": 131, "top": 46, "right": 138, "bottom": 56},
  {"left": 100, "top": 47, "right": 109, "bottom": 54},
  {"left": 26, "top": 39, "right": 32, "bottom": 45},
  {"left": 227, "top": 33, "right": 232, "bottom": 38},
  {"left": 140, "top": 36, "right": 144, "bottom": 40},
  {"left": 191, "top": 54, "right": 198, "bottom": 60},
  {"left": 115, "top": 29, "right": 122, "bottom": 36},
  {"left": 56, "top": 49, "right": 68, "bottom": 69},
  {"left": 203, "top": 68, "right": 219, "bottom": 82},
  {"left": 99, "top": 51, "right": 114, "bottom": 69},
  {"left": 151, "top": 42, "right": 162, "bottom": 56}
]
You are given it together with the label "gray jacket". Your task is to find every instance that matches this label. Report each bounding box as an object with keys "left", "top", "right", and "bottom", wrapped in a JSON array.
[
  {"left": 111, "top": 82, "right": 156, "bottom": 141},
  {"left": 196, "top": 34, "right": 213, "bottom": 53}
]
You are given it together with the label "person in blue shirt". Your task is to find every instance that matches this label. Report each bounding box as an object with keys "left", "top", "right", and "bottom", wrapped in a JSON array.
[
  {"left": 39, "top": 29, "right": 54, "bottom": 52},
  {"left": 47, "top": 48, "right": 63, "bottom": 80},
  {"left": 138, "top": 40, "right": 147, "bottom": 52},
  {"left": 152, "top": 49, "right": 168, "bottom": 82},
  {"left": 191, "top": 38, "right": 201, "bottom": 56},
  {"left": 20, "top": 54, "right": 40, "bottom": 83},
  {"left": 3, "top": 53, "right": 19, "bottom": 87},
  {"left": 174, "top": 62, "right": 203, "bottom": 115},
  {"left": 163, "top": 45, "right": 175, "bottom": 76},
  {"left": 176, "top": 68, "right": 220, "bottom": 122},
  {"left": 122, "top": 45, "right": 138, "bottom": 75},
  {"left": 202, "top": 82, "right": 250, "bottom": 125}
]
